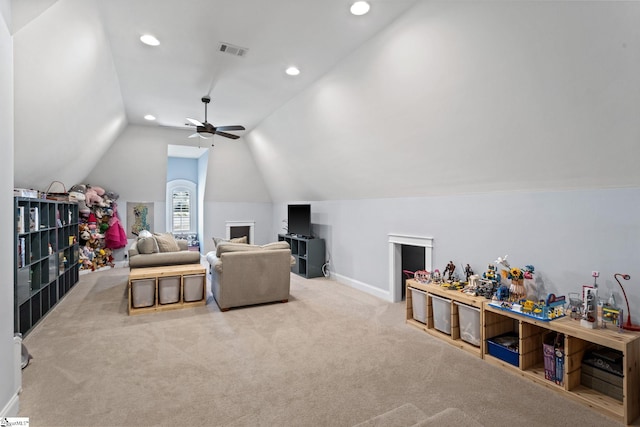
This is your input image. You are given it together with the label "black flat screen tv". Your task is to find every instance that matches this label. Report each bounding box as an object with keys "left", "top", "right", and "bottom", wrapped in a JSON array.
[{"left": 288, "top": 204, "right": 311, "bottom": 238}]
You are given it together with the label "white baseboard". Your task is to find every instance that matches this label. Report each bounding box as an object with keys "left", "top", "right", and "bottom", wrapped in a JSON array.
[
  {"left": 0, "top": 392, "right": 19, "bottom": 418},
  {"left": 332, "top": 273, "right": 393, "bottom": 302}
]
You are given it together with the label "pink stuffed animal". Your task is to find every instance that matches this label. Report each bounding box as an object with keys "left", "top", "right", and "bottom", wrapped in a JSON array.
[{"left": 85, "top": 186, "right": 106, "bottom": 208}]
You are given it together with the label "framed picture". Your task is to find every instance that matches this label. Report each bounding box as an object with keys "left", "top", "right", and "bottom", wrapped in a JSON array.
[{"left": 126, "top": 202, "right": 154, "bottom": 238}]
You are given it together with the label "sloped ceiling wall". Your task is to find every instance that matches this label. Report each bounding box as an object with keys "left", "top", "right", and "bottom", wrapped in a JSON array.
[
  {"left": 247, "top": 1, "right": 640, "bottom": 202},
  {"left": 10, "top": 0, "right": 57, "bottom": 34},
  {"left": 13, "top": 0, "right": 125, "bottom": 190}
]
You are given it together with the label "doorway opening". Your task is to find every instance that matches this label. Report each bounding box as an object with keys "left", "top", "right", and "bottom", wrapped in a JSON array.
[{"left": 400, "top": 245, "right": 426, "bottom": 300}]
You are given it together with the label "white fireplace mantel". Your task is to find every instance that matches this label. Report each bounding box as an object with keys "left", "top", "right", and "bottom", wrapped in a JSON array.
[
  {"left": 226, "top": 220, "right": 255, "bottom": 244},
  {"left": 388, "top": 234, "right": 434, "bottom": 303}
]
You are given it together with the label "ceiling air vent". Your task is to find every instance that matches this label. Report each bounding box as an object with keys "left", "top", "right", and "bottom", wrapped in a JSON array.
[{"left": 218, "top": 42, "right": 248, "bottom": 58}]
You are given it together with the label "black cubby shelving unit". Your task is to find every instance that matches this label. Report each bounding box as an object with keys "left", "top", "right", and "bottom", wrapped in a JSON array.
[{"left": 14, "top": 197, "right": 79, "bottom": 336}]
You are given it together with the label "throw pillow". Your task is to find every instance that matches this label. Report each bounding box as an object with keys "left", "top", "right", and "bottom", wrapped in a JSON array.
[
  {"left": 213, "top": 236, "right": 248, "bottom": 247},
  {"left": 138, "top": 230, "right": 153, "bottom": 238},
  {"left": 216, "top": 242, "right": 261, "bottom": 257},
  {"left": 137, "top": 236, "right": 159, "bottom": 254},
  {"left": 154, "top": 232, "right": 181, "bottom": 253},
  {"left": 261, "top": 241, "right": 290, "bottom": 250}
]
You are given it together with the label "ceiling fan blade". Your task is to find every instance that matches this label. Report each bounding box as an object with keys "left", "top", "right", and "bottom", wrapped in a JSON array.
[
  {"left": 216, "top": 125, "right": 245, "bottom": 132},
  {"left": 215, "top": 131, "right": 240, "bottom": 140},
  {"left": 186, "top": 118, "right": 203, "bottom": 127},
  {"left": 188, "top": 132, "right": 200, "bottom": 138}
]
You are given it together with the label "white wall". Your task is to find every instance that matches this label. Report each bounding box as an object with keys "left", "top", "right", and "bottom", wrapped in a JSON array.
[
  {"left": 248, "top": 1, "right": 640, "bottom": 202},
  {"left": 1, "top": 0, "right": 18, "bottom": 417},
  {"left": 202, "top": 202, "right": 274, "bottom": 255},
  {"left": 272, "top": 187, "right": 640, "bottom": 322}
]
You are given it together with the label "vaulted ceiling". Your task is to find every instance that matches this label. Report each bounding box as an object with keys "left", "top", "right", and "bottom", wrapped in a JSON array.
[
  {"left": 12, "top": 0, "right": 417, "bottom": 190},
  {"left": 11, "top": 1, "right": 640, "bottom": 201}
]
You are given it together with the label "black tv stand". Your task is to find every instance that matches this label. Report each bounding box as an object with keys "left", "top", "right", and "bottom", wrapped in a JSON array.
[
  {"left": 278, "top": 234, "right": 325, "bottom": 278},
  {"left": 290, "top": 234, "right": 313, "bottom": 239}
]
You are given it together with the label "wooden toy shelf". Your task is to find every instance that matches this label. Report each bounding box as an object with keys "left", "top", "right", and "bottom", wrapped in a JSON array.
[
  {"left": 405, "top": 279, "right": 640, "bottom": 425},
  {"left": 128, "top": 264, "right": 206, "bottom": 315}
]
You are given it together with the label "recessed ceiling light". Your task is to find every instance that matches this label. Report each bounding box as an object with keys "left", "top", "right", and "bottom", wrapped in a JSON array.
[
  {"left": 140, "top": 34, "right": 160, "bottom": 46},
  {"left": 144, "top": 114, "right": 156, "bottom": 121},
  {"left": 286, "top": 66, "right": 300, "bottom": 76},
  {"left": 350, "top": 1, "right": 370, "bottom": 16}
]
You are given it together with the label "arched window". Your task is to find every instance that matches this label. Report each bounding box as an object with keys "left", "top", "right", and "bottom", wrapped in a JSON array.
[{"left": 166, "top": 180, "right": 197, "bottom": 233}]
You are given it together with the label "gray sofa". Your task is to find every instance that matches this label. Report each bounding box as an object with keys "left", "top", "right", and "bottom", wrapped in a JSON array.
[
  {"left": 128, "top": 236, "right": 201, "bottom": 268},
  {"left": 206, "top": 241, "right": 294, "bottom": 311}
]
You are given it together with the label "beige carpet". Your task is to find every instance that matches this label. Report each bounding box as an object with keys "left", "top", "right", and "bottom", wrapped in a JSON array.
[
  {"left": 352, "top": 403, "right": 427, "bottom": 427},
  {"left": 352, "top": 403, "right": 483, "bottom": 427},
  {"left": 18, "top": 267, "right": 624, "bottom": 427}
]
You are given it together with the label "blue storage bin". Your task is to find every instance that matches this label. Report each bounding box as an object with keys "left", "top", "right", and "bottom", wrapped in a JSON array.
[{"left": 487, "top": 334, "right": 519, "bottom": 367}]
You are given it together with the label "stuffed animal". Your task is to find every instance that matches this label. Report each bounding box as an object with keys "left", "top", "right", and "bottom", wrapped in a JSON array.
[
  {"left": 87, "top": 213, "right": 97, "bottom": 230},
  {"left": 91, "top": 230, "right": 105, "bottom": 240},
  {"left": 79, "top": 223, "right": 91, "bottom": 246},
  {"left": 99, "top": 222, "right": 109, "bottom": 234},
  {"left": 80, "top": 244, "right": 94, "bottom": 269},
  {"left": 69, "top": 184, "right": 90, "bottom": 215},
  {"left": 90, "top": 185, "right": 106, "bottom": 197},
  {"left": 69, "top": 184, "right": 86, "bottom": 198},
  {"left": 105, "top": 190, "right": 119, "bottom": 201},
  {"left": 85, "top": 186, "right": 106, "bottom": 208}
]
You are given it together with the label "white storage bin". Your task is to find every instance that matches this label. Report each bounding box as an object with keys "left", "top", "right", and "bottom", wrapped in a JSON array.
[
  {"left": 183, "top": 274, "right": 205, "bottom": 302},
  {"left": 431, "top": 294, "right": 451, "bottom": 335},
  {"left": 454, "top": 301, "right": 481, "bottom": 346},
  {"left": 131, "top": 278, "right": 155, "bottom": 308},
  {"left": 409, "top": 287, "right": 427, "bottom": 324},
  {"left": 158, "top": 276, "right": 180, "bottom": 304}
]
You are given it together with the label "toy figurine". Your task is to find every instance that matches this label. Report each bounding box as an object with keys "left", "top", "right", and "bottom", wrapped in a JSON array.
[
  {"left": 495, "top": 255, "right": 510, "bottom": 270},
  {"left": 483, "top": 264, "right": 500, "bottom": 283},
  {"left": 580, "top": 286, "right": 598, "bottom": 329},
  {"left": 567, "top": 292, "right": 583, "bottom": 319},
  {"left": 431, "top": 269, "right": 442, "bottom": 284},
  {"left": 464, "top": 264, "right": 474, "bottom": 283},
  {"left": 414, "top": 270, "right": 430, "bottom": 283},
  {"left": 443, "top": 261, "right": 456, "bottom": 281}
]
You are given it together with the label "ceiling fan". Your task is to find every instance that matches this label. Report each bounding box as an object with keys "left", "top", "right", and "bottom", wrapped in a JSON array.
[{"left": 186, "top": 96, "right": 245, "bottom": 140}]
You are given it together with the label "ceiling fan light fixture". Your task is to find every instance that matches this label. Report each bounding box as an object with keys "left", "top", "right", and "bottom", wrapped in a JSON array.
[
  {"left": 140, "top": 34, "right": 160, "bottom": 46},
  {"left": 350, "top": 1, "right": 370, "bottom": 16},
  {"left": 197, "top": 127, "right": 214, "bottom": 138},
  {"left": 286, "top": 66, "right": 300, "bottom": 76},
  {"left": 186, "top": 97, "right": 245, "bottom": 142}
]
